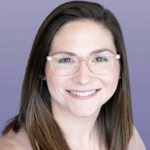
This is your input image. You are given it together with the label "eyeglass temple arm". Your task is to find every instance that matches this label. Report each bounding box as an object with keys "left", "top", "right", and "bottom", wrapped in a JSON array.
[
  {"left": 115, "top": 54, "right": 121, "bottom": 60},
  {"left": 47, "top": 56, "right": 52, "bottom": 61}
]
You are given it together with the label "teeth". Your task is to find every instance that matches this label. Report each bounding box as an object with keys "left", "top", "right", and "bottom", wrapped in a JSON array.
[{"left": 69, "top": 90, "right": 97, "bottom": 96}]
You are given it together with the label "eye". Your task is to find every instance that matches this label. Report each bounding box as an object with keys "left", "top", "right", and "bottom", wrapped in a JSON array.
[
  {"left": 93, "top": 56, "right": 108, "bottom": 62},
  {"left": 58, "top": 58, "right": 74, "bottom": 63}
]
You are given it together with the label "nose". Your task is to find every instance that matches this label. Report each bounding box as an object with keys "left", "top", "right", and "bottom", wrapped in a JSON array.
[{"left": 72, "top": 61, "right": 95, "bottom": 85}]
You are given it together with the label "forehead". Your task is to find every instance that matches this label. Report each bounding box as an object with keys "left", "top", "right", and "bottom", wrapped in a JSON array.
[{"left": 50, "top": 19, "right": 116, "bottom": 56}]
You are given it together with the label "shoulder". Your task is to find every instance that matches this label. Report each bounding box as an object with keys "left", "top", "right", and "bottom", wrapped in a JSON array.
[
  {"left": 127, "top": 126, "right": 146, "bottom": 150},
  {"left": 0, "top": 127, "right": 33, "bottom": 150}
]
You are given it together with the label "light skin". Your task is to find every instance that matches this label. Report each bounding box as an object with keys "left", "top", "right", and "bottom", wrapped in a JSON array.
[
  {"left": 0, "top": 21, "right": 146, "bottom": 150},
  {"left": 45, "top": 20, "right": 120, "bottom": 150}
]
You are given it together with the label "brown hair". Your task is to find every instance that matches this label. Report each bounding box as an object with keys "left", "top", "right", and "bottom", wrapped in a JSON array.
[{"left": 2, "top": 1, "right": 133, "bottom": 150}]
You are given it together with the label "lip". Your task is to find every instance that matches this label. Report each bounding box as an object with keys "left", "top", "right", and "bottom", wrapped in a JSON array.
[{"left": 66, "top": 89, "right": 101, "bottom": 100}]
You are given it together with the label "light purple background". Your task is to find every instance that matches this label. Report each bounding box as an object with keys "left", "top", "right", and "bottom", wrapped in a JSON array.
[{"left": 0, "top": 0, "right": 149, "bottom": 149}]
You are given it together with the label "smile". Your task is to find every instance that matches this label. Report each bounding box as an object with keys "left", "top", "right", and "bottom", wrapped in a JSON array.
[
  {"left": 69, "top": 90, "right": 96, "bottom": 96},
  {"left": 66, "top": 89, "right": 101, "bottom": 100}
]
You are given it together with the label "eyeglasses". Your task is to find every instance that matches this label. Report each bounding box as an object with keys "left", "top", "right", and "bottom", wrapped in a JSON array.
[{"left": 46, "top": 50, "right": 121, "bottom": 76}]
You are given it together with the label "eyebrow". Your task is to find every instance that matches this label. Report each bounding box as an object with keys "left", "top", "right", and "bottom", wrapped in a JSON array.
[
  {"left": 51, "top": 49, "right": 114, "bottom": 56},
  {"left": 52, "top": 51, "right": 77, "bottom": 56},
  {"left": 90, "top": 49, "right": 113, "bottom": 55}
]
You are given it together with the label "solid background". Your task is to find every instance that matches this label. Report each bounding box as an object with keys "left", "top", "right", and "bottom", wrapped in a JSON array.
[{"left": 0, "top": 0, "right": 149, "bottom": 149}]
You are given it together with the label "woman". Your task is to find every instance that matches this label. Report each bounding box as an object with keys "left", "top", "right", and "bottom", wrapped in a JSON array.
[{"left": 0, "top": 1, "right": 146, "bottom": 150}]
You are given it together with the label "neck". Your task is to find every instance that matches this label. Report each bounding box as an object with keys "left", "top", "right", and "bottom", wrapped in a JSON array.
[{"left": 52, "top": 104, "right": 100, "bottom": 149}]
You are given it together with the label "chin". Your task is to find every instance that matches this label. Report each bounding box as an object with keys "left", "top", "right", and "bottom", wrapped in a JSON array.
[{"left": 70, "top": 106, "right": 100, "bottom": 118}]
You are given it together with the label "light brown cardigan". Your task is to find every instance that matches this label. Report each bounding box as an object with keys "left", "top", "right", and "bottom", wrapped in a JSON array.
[
  {"left": 0, "top": 128, "right": 33, "bottom": 150},
  {"left": 0, "top": 126, "right": 146, "bottom": 150}
]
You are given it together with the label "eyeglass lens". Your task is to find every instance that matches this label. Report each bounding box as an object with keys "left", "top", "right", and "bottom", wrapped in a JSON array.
[{"left": 50, "top": 51, "right": 118, "bottom": 75}]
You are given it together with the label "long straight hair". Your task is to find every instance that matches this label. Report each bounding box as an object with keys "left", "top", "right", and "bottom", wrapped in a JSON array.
[{"left": 2, "top": 1, "right": 133, "bottom": 150}]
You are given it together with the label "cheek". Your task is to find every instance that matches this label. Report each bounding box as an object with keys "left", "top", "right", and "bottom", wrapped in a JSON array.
[
  {"left": 108, "top": 67, "right": 120, "bottom": 87},
  {"left": 106, "top": 74, "right": 119, "bottom": 91},
  {"left": 107, "top": 64, "right": 120, "bottom": 89},
  {"left": 99, "top": 63, "right": 120, "bottom": 97},
  {"left": 45, "top": 64, "right": 70, "bottom": 92}
]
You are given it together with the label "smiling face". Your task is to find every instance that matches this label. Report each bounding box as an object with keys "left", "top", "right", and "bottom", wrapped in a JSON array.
[{"left": 45, "top": 20, "right": 120, "bottom": 118}]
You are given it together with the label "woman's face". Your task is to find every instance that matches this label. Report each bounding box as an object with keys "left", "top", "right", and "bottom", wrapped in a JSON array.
[{"left": 45, "top": 20, "right": 120, "bottom": 118}]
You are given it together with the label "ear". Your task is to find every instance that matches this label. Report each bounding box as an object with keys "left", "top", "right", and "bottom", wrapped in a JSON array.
[
  {"left": 43, "top": 76, "right": 46, "bottom": 80},
  {"left": 39, "top": 75, "right": 46, "bottom": 80}
]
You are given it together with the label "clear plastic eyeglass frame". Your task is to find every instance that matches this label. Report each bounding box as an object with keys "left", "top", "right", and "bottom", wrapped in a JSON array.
[{"left": 46, "top": 53, "right": 121, "bottom": 76}]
